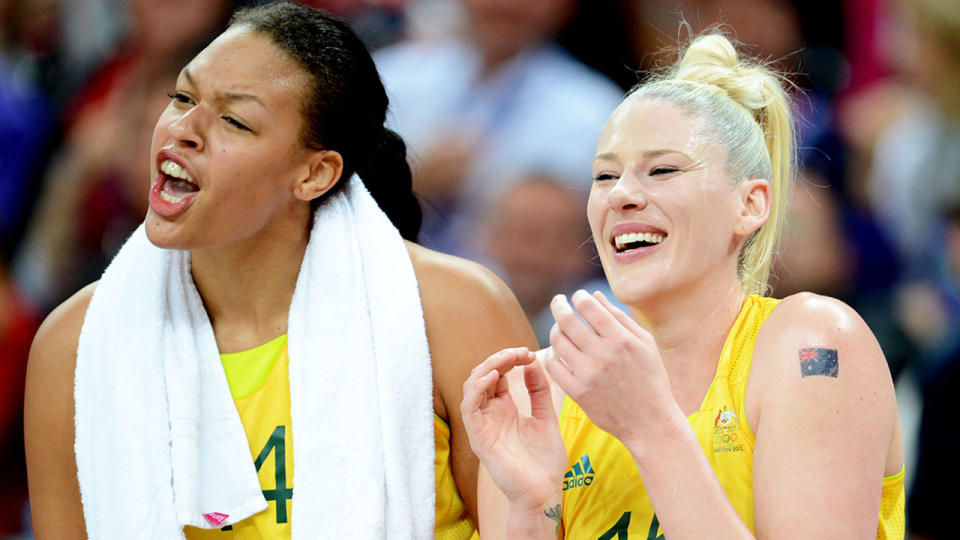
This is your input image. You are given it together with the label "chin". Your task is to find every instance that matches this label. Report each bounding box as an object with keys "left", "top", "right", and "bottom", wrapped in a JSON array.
[
  {"left": 606, "top": 272, "right": 672, "bottom": 309},
  {"left": 608, "top": 286, "right": 644, "bottom": 309},
  {"left": 604, "top": 274, "right": 642, "bottom": 304},
  {"left": 144, "top": 214, "right": 187, "bottom": 251}
]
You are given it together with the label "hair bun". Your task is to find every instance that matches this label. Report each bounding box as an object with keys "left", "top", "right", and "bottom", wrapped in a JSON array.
[{"left": 673, "top": 34, "right": 778, "bottom": 115}]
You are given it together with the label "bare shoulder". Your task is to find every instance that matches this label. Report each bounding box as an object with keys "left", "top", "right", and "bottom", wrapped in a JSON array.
[
  {"left": 756, "top": 292, "right": 886, "bottom": 370},
  {"left": 26, "top": 281, "right": 98, "bottom": 431},
  {"left": 29, "top": 282, "right": 98, "bottom": 373},
  {"left": 25, "top": 281, "right": 98, "bottom": 538},
  {"left": 749, "top": 291, "right": 897, "bottom": 426},
  {"left": 404, "top": 241, "right": 536, "bottom": 404},
  {"left": 406, "top": 241, "right": 527, "bottom": 319},
  {"left": 766, "top": 291, "right": 866, "bottom": 330}
]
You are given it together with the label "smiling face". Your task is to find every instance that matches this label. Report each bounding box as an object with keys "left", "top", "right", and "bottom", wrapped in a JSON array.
[
  {"left": 588, "top": 97, "right": 748, "bottom": 308},
  {"left": 145, "top": 26, "right": 318, "bottom": 251}
]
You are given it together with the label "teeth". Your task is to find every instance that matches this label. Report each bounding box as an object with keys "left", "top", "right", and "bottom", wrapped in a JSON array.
[
  {"left": 614, "top": 232, "right": 665, "bottom": 250},
  {"left": 159, "top": 190, "right": 184, "bottom": 204},
  {"left": 160, "top": 159, "right": 193, "bottom": 182}
]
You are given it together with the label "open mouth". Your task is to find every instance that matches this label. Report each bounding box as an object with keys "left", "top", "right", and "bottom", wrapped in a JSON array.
[
  {"left": 158, "top": 159, "right": 199, "bottom": 203},
  {"left": 613, "top": 231, "right": 665, "bottom": 253}
]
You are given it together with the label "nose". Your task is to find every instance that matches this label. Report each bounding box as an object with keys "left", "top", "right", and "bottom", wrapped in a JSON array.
[
  {"left": 607, "top": 174, "right": 647, "bottom": 212},
  {"left": 168, "top": 106, "right": 205, "bottom": 152}
]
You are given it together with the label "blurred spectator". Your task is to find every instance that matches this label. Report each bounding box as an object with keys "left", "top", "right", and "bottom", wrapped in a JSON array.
[
  {"left": 0, "top": 250, "right": 41, "bottom": 536},
  {"left": 906, "top": 203, "right": 960, "bottom": 540},
  {"left": 0, "top": 0, "right": 58, "bottom": 260},
  {"left": 847, "top": 0, "right": 960, "bottom": 271},
  {"left": 375, "top": 0, "right": 623, "bottom": 258},
  {"left": 253, "top": 0, "right": 410, "bottom": 49},
  {"left": 0, "top": 0, "right": 62, "bottom": 96},
  {"left": 58, "top": 0, "right": 128, "bottom": 102},
  {"left": 839, "top": 0, "right": 960, "bottom": 376},
  {"left": 553, "top": 0, "right": 637, "bottom": 91},
  {"left": 836, "top": 0, "right": 960, "bottom": 535},
  {"left": 478, "top": 175, "right": 593, "bottom": 345},
  {"left": 773, "top": 171, "right": 855, "bottom": 300},
  {"left": 13, "top": 0, "right": 234, "bottom": 310}
]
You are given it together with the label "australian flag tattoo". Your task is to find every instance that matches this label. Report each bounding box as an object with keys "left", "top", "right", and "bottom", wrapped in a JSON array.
[{"left": 799, "top": 348, "right": 838, "bottom": 378}]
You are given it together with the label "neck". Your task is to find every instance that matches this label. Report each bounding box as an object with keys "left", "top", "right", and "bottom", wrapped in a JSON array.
[
  {"left": 190, "top": 211, "right": 311, "bottom": 353},
  {"left": 629, "top": 268, "right": 747, "bottom": 405}
]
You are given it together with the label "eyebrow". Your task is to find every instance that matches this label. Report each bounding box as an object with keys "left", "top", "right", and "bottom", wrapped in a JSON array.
[
  {"left": 181, "top": 67, "right": 268, "bottom": 110},
  {"left": 594, "top": 149, "right": 692, "bottom": 162}
]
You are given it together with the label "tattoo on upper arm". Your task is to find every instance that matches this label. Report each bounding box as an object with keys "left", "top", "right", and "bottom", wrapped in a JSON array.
[
  {"left": 545, "top": 504, "right": 561, "bottom": 537},
  {"left": 798, "top": 347, "right": 838, "bottom": 378}
]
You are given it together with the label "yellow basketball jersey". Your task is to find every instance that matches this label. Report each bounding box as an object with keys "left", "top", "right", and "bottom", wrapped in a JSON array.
[
  {"left": 435, "top": 415, "right": 478, "bottom": 540},
  {"left": 185, "top": 334, "right": 294, "bottom": 540},
  {"left": 558, "top": 295, "right": 905, "bottom": 539},
  {"left": 183, "top": 335, "right": 477, "bottom": 539}
]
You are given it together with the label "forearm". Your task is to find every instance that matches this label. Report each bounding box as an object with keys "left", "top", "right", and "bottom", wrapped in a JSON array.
[{"left": 624, "top": 408, "right": 753, "bottom": 540}]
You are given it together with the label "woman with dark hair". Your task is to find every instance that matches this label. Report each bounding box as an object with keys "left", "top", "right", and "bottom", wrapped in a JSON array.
[{"left": 24, "top": 3, "right": 534, "bottom": 538}]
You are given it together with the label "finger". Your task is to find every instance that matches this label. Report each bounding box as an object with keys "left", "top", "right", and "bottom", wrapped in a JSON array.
[
  {"left": 569, "top": 289, "right": 627, "bottom": 339},
  {"left": 549, "top": 321, "right": 590, "bottom": 376},
  {"left": 464, "top": 347, "right": 534, "bottom": 393},
  {"left": 549, "top": 294, "right": 593, "bottom": 351},
  {"left": 460, "top": 371, "right": 499, "bottom": 448},
  {"left": 533, "top": 346, "right": 552, "bottom": 364},
  {"left": 592, "top": 290, "right": 646, "bottom": 339},
  {"left": 523, "top": 363, "right": 557, "bottom": 422},
  {"left": 494, "top": 364, "right": 511, "bottom": 398},
  {"left": 461, "top": 369, "right": 498, "bottom": 418},
  {"left": 481, "top": 347, "right": 536, "bottom": 374},
  {"left": 541, "top": 342, "right": 582, "bottom": 398}
]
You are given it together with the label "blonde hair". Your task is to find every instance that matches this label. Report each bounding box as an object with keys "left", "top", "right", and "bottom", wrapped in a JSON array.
[{"left": 628, "top": 33, "right": 795, "bottom": 296}]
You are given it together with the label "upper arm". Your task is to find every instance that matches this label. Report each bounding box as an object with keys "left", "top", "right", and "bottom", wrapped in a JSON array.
[
  {"left": 25, "top": 283, "right": 97, "bottom": 539},
  {"left": 749, "top": 293, "right": 901, "bottom": 538},
  {"left": 409, "top": 244, "right": 538, "bottom": 527}
]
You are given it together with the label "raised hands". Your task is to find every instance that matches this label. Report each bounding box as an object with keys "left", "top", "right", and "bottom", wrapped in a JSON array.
[
  {"left": 545, "top": 290, "right": 676, "bottom": 447},
  {"left": 460, "top": 291, "right": 681, "bottom": 537},
  {"left": 460, "top": 347, "right": 567, "bottom": 512}
]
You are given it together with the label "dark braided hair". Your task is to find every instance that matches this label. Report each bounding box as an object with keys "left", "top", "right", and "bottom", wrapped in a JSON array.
[{"left": 229, "top": 1, "right": 421, "bottom": 241}]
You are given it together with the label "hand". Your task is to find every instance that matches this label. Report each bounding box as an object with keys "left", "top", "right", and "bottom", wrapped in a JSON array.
[
  {"left": 460, "top": 347, "right": 567, "bottom": 511},
  {"left": 545, "top": 290, "right": 677, "bottom": 446}
]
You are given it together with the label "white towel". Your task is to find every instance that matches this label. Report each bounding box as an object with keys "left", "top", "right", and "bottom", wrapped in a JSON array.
[{"left": 75, "top": 176, "right": 435, "bottom": 539}]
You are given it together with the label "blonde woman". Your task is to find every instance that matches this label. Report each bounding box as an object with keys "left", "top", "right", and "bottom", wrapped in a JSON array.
[{"left": 461, "top": 33, "right": 904, "bottom": 539}]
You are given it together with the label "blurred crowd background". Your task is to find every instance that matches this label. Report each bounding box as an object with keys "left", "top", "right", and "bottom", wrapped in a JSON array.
[{"left": 1, "top": 0, "right": 958, "bottom": 538}]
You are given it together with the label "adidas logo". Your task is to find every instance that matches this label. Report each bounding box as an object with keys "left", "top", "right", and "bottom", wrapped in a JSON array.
[{"left": 563, "top": 454, "right": 595, "bottom": 491}]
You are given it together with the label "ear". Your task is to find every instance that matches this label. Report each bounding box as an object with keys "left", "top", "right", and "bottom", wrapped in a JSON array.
[
  {"left": 734, "top": 178, "right": 771, "bottom": 237},
  {"left": 292, "top": 149, "right": 344, "bottom": 202}
]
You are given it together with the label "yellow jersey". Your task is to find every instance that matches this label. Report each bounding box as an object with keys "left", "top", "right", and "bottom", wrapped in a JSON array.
[
  {"left": 184, "top": 335, "right": 477, "bottom": 539},
  {"left": 558, "top": 295, "right": 904, "bottom": 539}
]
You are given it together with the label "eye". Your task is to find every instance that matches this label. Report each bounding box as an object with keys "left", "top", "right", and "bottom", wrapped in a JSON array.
[
  {"left": 650, "top": 166, "right": 679, "bottom": 176},
  {"left": 222, "top": 116, "right": 252, "bottom": 132},
  {"left": 593, "top": 173, "right": 619, "bottom": 182},
  {"left": 166, "top": 91, "right": 194, "bottom": 105}
]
